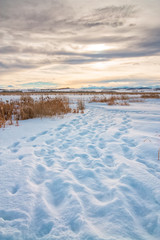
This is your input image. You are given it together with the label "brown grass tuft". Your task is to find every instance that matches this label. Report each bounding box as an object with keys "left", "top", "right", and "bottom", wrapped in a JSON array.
[{"left": 77, "top": 99, "right": 85, "bottom": 111}]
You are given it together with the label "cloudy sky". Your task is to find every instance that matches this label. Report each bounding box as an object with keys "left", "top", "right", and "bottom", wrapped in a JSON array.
[{"left": 0, "top": 0, "right": 160, "bottom": 89}]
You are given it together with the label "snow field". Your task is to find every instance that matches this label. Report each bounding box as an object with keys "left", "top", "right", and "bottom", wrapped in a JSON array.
[{"left": 0, "top": 100, "right": 160, "bottom": 240}]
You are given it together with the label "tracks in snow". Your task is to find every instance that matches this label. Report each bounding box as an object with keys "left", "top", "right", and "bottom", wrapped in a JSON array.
[{"left": 0, "top": 104, "right": 160, "bottom": 240}]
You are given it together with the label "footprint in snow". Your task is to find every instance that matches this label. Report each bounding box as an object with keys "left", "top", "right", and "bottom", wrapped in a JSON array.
[
  {"left": 121, "top": 144, "right": 134, "bottom": 160},
  {"left": 9, "top": 184, "right": 19, "bottom": 194},
  {"left": 27, "top": 136, "right": 37, "bottom": 142},
  {"left": 75, "top": 153, "right": 92, "bottom": 167},
  {"left": 46, "top": 178, "right": 69, "bottom": 207},
  {"left": 27, "top": 131, "right": 48, "bottom": 142},
  {"left": 79, "top": 129, "right": 89, "bottom": 136},
  {"left": 94, "top": 187, "right": 116, "bottom": 202},
  {"left": 102, "top": 155, "right": 115, "bottom": 167},
  {"left": 68, "top": 215, "right": 83, "bottom": 233},
  {"left": 37, "top": 130, "right": 48, "bottom": 136},
  {"left": 32, "top": 164, "right": 47, "bottom": 185},
  {"left": 8, "top": 141, "right": 20, "bottom": 153},
  {"left": 120, "top": 175, "right": 151, "bottom": 201},
  {"left": 18, "top": 154, "right": 31, "bottom": 160},
  {"left": 122, "top": 137, "right": 137, "bottom": 148},
  {"left": 36, "top": 221, "right": 54, "bottom": 238},
  {"left": 87, "top": 145, "right": 100, "bottom": 158},
  {"left": 98, "top": 138, "right": 106, "bottom": 149},
  {"left": 34, "top": 148, "right": 47, "bottom": 157},
  {"left": 56, "top": 124, "right": 67, "bottom": 131},
  {"left": 45, "top": 138, "right": 54, "bottom": 145},
  {"left": 119, "top": 125, "right": 128, "bottom": 133},
  {"left": 32, "top": 205, "right": 54, "bottom": 237},
  {"left": 43, "top": 156, "right": 54, "bottom": 167},
  {"left": 113, "top": 131, "right": 122, "bottom": 139},
  {"left": 10, "top": 141, "right": 20, "bottom": 148},
  {"left": 0, "top": 209, "right": 28, "bottom": 221}
]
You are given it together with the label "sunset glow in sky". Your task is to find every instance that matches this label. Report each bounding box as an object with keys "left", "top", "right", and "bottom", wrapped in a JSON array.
[{"left": 0, "top": 0, "right": 160, "bottom": 89}]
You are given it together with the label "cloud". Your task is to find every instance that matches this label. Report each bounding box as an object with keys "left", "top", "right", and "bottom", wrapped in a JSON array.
[
  {"left": 0, "top": 0, "right": 73, "bottom": 32},
  {"left": 83, "top": 77, "right": 160, "bottom": 88},
  {"left": 0, "top": 0, "right": 159, "bottom": 89},
  {"left": 78, "top": 5, "right": 136, "bottom": 28},
  {"left": 0, "top": 60, "right": 36, "bottom": 69},
  {"left": 137, "top": 27, "right": 160, "bottom": 53},
  {"left": 0, "top": 61, "right": 8, "bottom": 68},
  {"left": 0, "top": 46, "right": 19, "bottom": 54},
  {"left": 0, "top": 1, "right": 136, "bottom": 33},
  {"left": 69, "top": 35, "right": 134, "bottom": 44}
]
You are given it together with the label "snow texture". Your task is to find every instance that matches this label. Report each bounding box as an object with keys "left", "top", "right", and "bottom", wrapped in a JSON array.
[{"left": 0, "top": 99, "right": 160, "bottom": 240}]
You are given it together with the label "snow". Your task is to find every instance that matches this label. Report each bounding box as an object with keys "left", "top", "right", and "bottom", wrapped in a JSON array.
[{"left": 0, "top": 98, "right": 160, "bottom": 240}]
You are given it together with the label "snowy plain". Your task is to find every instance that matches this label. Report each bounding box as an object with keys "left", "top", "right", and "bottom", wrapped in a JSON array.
[{"left": 0, "top": 95, "right": 160, "bottom": 240}]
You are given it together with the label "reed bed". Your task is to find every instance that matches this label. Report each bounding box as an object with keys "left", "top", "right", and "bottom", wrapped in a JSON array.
[{"left": 0, "top": 95, "right": 72, "bottom": 128}]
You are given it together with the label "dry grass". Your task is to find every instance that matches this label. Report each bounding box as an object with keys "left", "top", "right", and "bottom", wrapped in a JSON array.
[
  {"left": 1, "top": 90, "right": 160, "bottom": 97},
  {"left": 129, "top": 98, "right": 144, "bottom": 103},
  {"left": 72, "top": 99, "right": 85, "bottom": 114},
  {"left": 141, "top": 93, "right": 160, "bottom": 99},
  {"left": 89, "top": 95, "right": 130, "bottom": 105},
  {"left": 0, "top": 95, "right": 72, "bottom": 128},
  {"left": 77, "top": 99, "right": 85, "bottom": 111},
  {"left": 89, "top": 96, "right": 108, "bottom": 103}
]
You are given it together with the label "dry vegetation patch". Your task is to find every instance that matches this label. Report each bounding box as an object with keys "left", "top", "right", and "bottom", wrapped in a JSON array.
[
  {"left": 0, "top": 95, "right": 72, "bottom": 128},
  {"left": 72, "top": 99, "right": 85, "bottom": 114},
  {"left": 89, "top": 95, "right": 130, "bottom": 105},
  {"left": 140, "top": 93, "right": 160, "bottom": 99}
]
